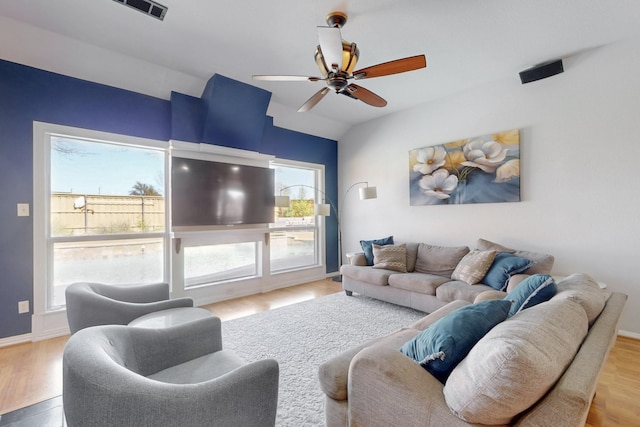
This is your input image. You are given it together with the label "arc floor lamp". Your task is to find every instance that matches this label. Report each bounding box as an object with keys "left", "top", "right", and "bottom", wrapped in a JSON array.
[{"left": 276, "top": 181, "right": 377, "bottom": 281}]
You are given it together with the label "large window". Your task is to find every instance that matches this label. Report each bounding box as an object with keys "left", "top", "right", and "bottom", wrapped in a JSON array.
[
  {"left": 34, "top": 126, "right": 328, "bottom": 331},
  {"left": 35, "top": 124, "right": 169, "bottom": 311},
  {"left": 270, "top": 161, "right": 325, "bottom": 273},
  {"left": 184, "top": 242, "right": 259, "bottom": 288}
]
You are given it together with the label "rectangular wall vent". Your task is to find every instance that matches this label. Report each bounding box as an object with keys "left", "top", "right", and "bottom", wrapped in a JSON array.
[{"left": 113, "top": 0, "right": 168, "bottom": 21}]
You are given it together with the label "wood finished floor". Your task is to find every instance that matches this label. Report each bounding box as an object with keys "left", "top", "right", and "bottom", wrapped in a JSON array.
[{"left": 1, "top": 279, "right": 639, "bottom": 426}]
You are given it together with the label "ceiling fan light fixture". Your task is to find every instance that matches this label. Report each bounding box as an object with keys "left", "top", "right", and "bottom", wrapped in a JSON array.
[
  {"left": 314, "top": 41, "right": 359, "bottom": 77},
  {"left": 252, "top": 10, "right": 425, "bottom": 112}
]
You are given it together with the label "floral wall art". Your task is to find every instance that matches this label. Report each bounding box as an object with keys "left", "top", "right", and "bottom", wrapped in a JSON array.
[{"left": 409, "top": 129, "right": 520, "bottom": 205}]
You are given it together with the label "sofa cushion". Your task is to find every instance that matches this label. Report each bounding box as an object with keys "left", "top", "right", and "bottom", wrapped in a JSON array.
[
  {"left": 399, "top": 299, "right": 511, "bottom": 383},
  {"left": 435, "top": 281, "right": 495, "bottom": 303},
  {"left": 476, "top": 238, "right": 554, "bottom": 274},
  {"left": 482, "top": 252, "right": 534, "bottom": 290},
  {"left": 553, "top": 273, "right": 606, "bottom": 325},
  {"left": 504, "top": 274, "right": 557, "bottom": 317},
  {"left": 388, "top": 273, "right": 450, "bottom": 295},
  {"left": 451, "top": 250, "right": 497, "bottom": 285},
  {"left": 360, "top": 236, "right": 394, "bottom": 266},
  {"left": 404, "top": 242, "right": 420, "bottom": 272},
  {"left": 414, "top": 243, "right": 470, "bottom": 277},
  {"left": 443, "top": 298, "right": 589, "bottom": 425},
  {"left": 340, "top": 265, "right": 394, "bottom": 286},
  {"left": 372, "top": 243, "right": 407, "bottom": 273}
]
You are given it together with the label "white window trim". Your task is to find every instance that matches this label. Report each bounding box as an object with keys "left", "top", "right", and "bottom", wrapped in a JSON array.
[
  {"left": 270, "top": 159, "right": 327, "bottom": 274},
  {"left": 32, "top": 121, "right": 170, "bottom": 341}
]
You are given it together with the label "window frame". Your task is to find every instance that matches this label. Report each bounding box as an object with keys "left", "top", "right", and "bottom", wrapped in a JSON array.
[
  {"left": 33, "top": 122, "right": 171, "bottom": 325},
  {"left": 269, "top": 159, "right": 326, "bottom": 274}
]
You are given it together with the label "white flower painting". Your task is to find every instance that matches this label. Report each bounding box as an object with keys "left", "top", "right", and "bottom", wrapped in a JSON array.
[{"left": 409, "top": 129, "right": 521, "bottom": 205}]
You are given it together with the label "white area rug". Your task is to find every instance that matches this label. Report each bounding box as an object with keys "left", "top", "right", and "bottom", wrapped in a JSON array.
[{"left": 221, "top": 292, "right": 426, "bottom": 427}]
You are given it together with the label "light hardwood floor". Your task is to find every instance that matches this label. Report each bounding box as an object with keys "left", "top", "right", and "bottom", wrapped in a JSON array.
[{"left": 1, "top": 279, "right": 638, "bottom": 426}]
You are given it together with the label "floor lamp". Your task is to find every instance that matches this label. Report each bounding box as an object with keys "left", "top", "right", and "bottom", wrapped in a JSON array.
[{"left": 275, "top": 181, "right": 377, "bottom": 281}]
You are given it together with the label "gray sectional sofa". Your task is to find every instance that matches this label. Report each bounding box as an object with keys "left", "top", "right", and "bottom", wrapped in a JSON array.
[
  {"left": 319, "top": 273, "right": 627, "bottom": 426},
  {"left": 340, "top": 238, "right": 555, "bottom": 313}
]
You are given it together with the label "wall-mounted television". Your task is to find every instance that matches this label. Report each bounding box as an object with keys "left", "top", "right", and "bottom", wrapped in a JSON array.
[{"left": 171, "top": 157, "right": 275, "bottom": 227}]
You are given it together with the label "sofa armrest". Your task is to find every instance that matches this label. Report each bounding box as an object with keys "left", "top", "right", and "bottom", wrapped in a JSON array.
[
  {"left": 348, "top": 346, "right": 469, "bottom": 427},
  {"left": 350, "top": 252, "right": 368, "bottom": 266}
]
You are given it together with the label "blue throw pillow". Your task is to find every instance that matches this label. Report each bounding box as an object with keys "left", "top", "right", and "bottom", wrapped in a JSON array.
[
  {"left": 483, "top": 252, "right": 534, "bottom": 290},
  {"left": 360, "top": 236, "right": 394, "bottom": 266},
  {"left": 504, "top": 274, "right": 557, "bottom": 317},
  {"left": 399, "top": 299, "right": 511, "bottom": 383}
]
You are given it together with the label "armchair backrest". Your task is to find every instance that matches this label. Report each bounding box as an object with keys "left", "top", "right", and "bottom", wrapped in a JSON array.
[{"left": 65, "top": 282, "right": 187, "bottom": 334}]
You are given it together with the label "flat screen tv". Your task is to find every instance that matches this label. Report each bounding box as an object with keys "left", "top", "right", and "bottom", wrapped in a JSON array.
[{"left": 172, "top": 157, "right": 275, "bottom": 227}]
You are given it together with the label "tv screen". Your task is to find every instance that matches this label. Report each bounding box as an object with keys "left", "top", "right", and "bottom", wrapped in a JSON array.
[{"left": 171, "top": 157, "right": 275, "bottom": 227}]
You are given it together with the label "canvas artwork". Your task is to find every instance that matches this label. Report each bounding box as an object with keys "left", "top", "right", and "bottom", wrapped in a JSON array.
[{"left": 409, "top": 129, "right": 520, "bottom": 206}]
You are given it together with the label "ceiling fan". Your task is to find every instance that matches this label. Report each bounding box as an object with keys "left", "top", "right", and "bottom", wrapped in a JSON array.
[{"left": 252, "top": 11, "right": 427, "bottom": 112}]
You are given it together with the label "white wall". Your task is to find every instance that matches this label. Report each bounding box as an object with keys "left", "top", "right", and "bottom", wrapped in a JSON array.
[{"left": 338, "top": 37, "right": 640, "bottom": 336}]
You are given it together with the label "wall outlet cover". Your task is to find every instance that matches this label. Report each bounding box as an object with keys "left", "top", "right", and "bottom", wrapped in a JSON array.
[
  {"left": 18, "top": 300, "right": 30, "bottom": 314},
  {"left": 17, "top": 203, "right": 30, "bottom": 217}
]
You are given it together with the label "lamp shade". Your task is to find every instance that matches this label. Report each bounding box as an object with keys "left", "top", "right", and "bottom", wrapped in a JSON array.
[
  {"left": 314, "top": 203, "right": 331, "bottom": 216},
  {"left": 275, "top": 195, "right": 290, "bottom": 208},
  {"left": 359, "top": 186, "right": 377, "bottom": 200}
]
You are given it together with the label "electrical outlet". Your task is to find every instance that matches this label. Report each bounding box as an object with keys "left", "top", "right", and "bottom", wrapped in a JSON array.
[{"left": 18, "top": 300, "right": 30, "bottom": 314}]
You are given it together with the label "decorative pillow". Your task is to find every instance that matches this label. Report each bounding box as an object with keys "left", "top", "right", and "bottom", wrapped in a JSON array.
[
  {"left": 482, "top": 252, "right": 534, "bottom": 290},
  {"left": 451, "top": 250, "right": 497, "bottom": 285},
  {"left": 372, "top": 244, "right": 407, "bottom": 273},
  {"left": 443, "top": 298, "right": 588, "bottom": 425},
  {"left": 476, "top": 238, "right": 555, "bottom": 274},
  {"left": 360, "top": 236, "right": 394, "bottom": 266},
  {"left": 553, "top": 273, "right": 606, "bottom": 325},
  {"left": 504, "top": 274, "right": 557, "bottom": 317},
  {"left": 399, "top": 299, "right": 511, "bottom": 383},
  {"left": 414, "top": 243, "right": 470, "bottom": 277}
]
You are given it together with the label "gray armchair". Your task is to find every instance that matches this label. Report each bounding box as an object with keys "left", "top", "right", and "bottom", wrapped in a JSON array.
[
  {"left": 63, "top": 316, "right": 280, "bottom": 427},
  {"left": 65, "top": 282, "right": 194, "bottom": 334}
]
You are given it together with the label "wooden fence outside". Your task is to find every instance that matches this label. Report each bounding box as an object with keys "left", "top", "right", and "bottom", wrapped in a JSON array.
[{"left": 51, "top": 193, "right": 165, "bottom": 235}]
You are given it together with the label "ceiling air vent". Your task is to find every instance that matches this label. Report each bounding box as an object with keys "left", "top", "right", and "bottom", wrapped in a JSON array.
[{"left": 113, "top": 0, "right": 168, "bottom": 21}]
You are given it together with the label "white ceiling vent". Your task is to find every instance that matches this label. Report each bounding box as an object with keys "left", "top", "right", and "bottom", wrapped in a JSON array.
[{"left": 113, "top": 0, "right": 167, "bottom": 21}]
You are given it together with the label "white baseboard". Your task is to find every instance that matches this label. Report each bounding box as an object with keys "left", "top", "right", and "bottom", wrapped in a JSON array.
[
  {"left": 0, "top": 333, "right": 32, "bottom": 348},
  {"left": 618, "top": 329, "right": 640, "bottom": 340}
]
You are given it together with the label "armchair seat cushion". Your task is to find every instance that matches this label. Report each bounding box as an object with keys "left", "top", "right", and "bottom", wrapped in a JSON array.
[
  {"left": 128, "top": 307, "right": 213, "bottom": 328},
  {"left": 148, "top": 349, "right": 246, "bottom": 384}
]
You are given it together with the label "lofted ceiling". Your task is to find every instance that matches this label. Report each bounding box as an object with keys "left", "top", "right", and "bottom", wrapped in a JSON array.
[{"left": 1, "top": 0, "right": 640, "bottom": 140}]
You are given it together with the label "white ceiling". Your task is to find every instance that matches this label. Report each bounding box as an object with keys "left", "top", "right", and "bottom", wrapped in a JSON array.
[{"left": 2, "top": 0, "right": 640, "bottom": 140}]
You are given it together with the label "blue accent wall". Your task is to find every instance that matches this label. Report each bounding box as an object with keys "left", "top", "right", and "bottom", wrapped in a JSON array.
[{"left": 0, "top": 59, "right": 338, "bottom": 339}]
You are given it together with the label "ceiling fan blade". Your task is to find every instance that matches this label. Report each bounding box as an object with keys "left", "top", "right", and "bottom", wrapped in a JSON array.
[
  {"left": 252, "top": 75, "right": 323, "bottom": 82},
  {"left": 317, "top": 26, "right": 344, "bottom": 72},
  {"left": 298, "top": 87, "right": 330, "bottom": 112},
  {"left": 342, "top": 84, "right": 387, "bottom": 107},
  {"left": 353, "top": 54, "right": 426, "bottom": 80}
]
